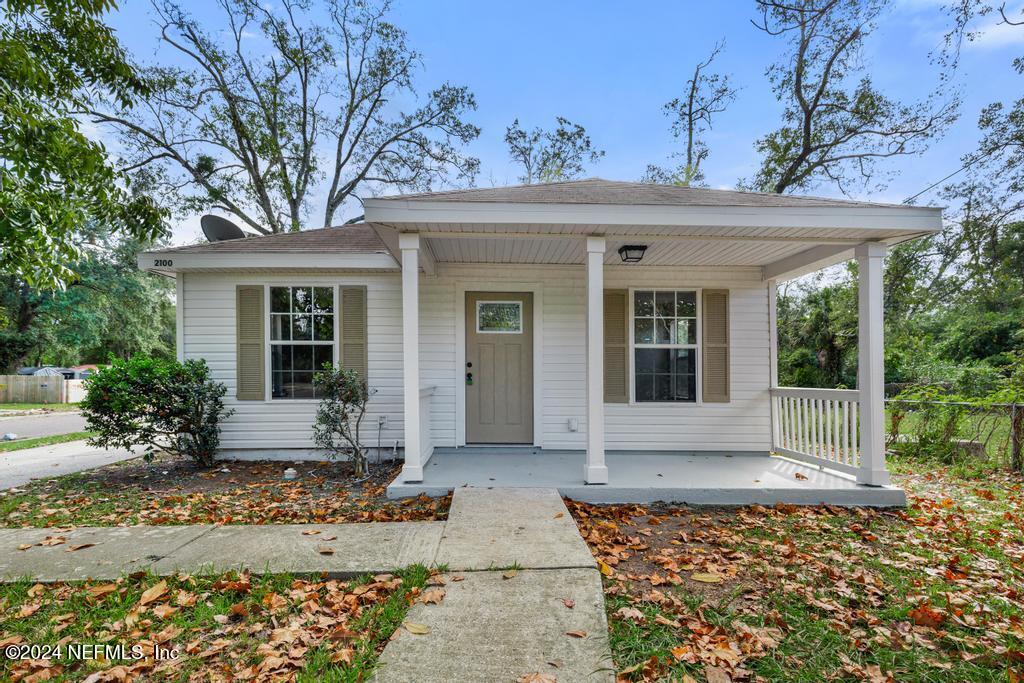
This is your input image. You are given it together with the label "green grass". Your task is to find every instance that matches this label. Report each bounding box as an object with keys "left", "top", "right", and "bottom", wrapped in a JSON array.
[
  {"left": 0, "top": 566, "right": 430, "bottom": 682},
  {"left": 0, "top": 431, "right": 93, "bottom": 453},
  {"left": 0, "top": 403, "right": 80, "bottom": 412}
]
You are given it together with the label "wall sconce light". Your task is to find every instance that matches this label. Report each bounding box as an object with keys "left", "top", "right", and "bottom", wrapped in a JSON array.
[{"left": 617, "top": 244, "right": 648, "bottom": 263}]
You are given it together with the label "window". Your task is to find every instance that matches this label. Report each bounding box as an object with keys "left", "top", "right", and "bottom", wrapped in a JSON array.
[
  {"left": 270, "top": 286, "right": 334, "bottom": 399},
  {"left": 476, "top": 301, "right": 522, "bottom": 333},
  {"left": 632, "top": 290, "right": 698, "bottom": 402}
]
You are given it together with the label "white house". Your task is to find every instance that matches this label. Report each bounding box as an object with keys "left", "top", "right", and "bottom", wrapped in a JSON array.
[{"left": 140, "top": 179, "right": 943, "bottom": 506}]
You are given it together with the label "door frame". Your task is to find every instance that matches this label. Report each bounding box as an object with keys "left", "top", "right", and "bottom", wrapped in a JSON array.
[{"left": 455, "top": 281, "right": 543, "bottom": 447}]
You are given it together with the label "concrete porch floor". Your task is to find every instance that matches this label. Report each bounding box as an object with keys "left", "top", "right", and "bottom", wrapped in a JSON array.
[{"left": 386, "top": 448, "right": 906, "bottom": 507}]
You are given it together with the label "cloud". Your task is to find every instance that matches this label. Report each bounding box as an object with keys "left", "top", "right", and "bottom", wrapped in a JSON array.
[{"left": 968, "top": 16, "right": 1024, "bottom": 49}]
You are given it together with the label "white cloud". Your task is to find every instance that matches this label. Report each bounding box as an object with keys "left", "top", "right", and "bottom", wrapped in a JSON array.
[{"left": 968, "top": 16, "right": 1024, "bottom": 49}]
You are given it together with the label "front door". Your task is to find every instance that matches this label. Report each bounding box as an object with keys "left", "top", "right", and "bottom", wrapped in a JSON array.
[{"left": 466, "top": 292, "right": 534, "bottom": 444}]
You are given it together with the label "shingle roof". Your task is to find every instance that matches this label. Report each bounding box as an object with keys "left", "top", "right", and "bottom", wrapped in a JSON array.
[
  {"left": 151, "top": 224, "right": 388, "bottom": 254},
  {"left": 377, "top": 178, "right": 921, "bottom": 210}
]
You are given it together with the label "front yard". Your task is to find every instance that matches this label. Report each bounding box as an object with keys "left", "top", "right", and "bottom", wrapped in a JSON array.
[
  {"left": 569, "top": 456, "right": 1024, "bottom": 682},
  {"left": 1, "top": 456, "right": 448, "bottom": 527},
  {"left": 1, "top": 566, "right": 436, "bottom": 682}
]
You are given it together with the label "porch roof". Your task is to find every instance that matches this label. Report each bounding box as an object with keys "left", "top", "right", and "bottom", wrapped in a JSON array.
[{"left": 364, "top": 179, "right": 943, "bottom": 281}]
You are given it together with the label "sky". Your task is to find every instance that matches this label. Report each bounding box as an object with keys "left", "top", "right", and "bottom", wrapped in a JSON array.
[{"left": 102, "top": 0, "right": 1024, "bottom": 246}]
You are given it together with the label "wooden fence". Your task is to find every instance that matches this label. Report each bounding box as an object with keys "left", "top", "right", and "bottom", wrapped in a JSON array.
[{"left": 0, "top": 375, "right": 68, "bottom": 403}]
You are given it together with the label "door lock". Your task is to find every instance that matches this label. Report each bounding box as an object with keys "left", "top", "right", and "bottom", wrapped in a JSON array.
[{"left": 466, "top": 372, "right": 473, "bottom": 385}]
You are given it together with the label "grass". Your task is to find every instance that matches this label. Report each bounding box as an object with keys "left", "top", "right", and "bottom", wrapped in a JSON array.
[
  {"left": 0, "top": 403, "right": 80, "bottom": 412},
  {"left": 0, "top": 431, "right": 93, "bottom": 453},
  {"left": 1, "top": 566, "right": 431, "bottom": 682},
  {"left": 570, "top": 459, "right": 1024, "bottom": 682}
]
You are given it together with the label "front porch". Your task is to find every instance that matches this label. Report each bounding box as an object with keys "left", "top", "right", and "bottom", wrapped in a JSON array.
[{"left": 386, "top": 448, "right": 907, "bottom": 507}]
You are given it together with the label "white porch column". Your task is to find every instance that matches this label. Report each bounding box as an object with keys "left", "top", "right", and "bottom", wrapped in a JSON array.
[
  {"left": 856, "top": 242, "right": 890, "bottom": 486},
  {"left": 584, "top": 236, "right": 609, "bottom": 484},
  {"left": 400, "top": 233, "right": 423, "bottom": 482}
]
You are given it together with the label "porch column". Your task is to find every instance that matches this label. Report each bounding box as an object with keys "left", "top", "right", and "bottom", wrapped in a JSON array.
[
  {"left": 400, "top": 233, "right": 423, "bottom": 482},
  {"left": 856, "top": 242, "right": 890, "bottom": 486},
  {"left": 585, "top": 236, "right": 609, "bottom": 484}
]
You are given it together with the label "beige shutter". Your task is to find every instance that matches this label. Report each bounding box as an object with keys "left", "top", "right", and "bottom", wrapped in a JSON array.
[
  {"left": 340, "top": 286, "right": 368, "bottom": 380},
  {"left": 604, "top": 289, "right": 629, "bottom": 403},
  {"left": 702, "top": 289, "right": 730, "bottom": 403},
  {"left": 235, "top": 285, "right": 265, "bottom": 400}
]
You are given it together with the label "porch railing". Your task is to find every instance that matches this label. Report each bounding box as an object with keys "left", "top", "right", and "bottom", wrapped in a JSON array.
[
  {"left": 771, "top": 387, "right": 861, "bottom": 476},
  {"left": 419, "top": 386, "right": 436, "bottom": 463}
]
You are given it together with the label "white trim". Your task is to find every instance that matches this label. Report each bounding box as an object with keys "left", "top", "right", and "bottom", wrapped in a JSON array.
[
  {"left": 139, "top": 251, "right": 398, "bottom": 274},
  {"left": 474, "top": 300, "right": 524, "bottom": 334},
  {"left": 454, "top": 281, "right": 544, "bottom": 448},
  {"left": 627, "top": 287, "right": 703, "bottom": 406},
  {"left": 856, "top": 242, "right": 890, "bottom": 486},
  {"left": 401, "top": 237, "right": 423, "bottom": 481},
  {"left": 584, "top": 236, "right": 608, "bottom": 483},
  {"left": 365, "top": 198, "right": 944, "bottom": 232},
  {"left": 262, "top": 284, "right": 338, "bottom": 403},
  {"left": 175, "top": 273, "right": 185, "bottom": 362}
]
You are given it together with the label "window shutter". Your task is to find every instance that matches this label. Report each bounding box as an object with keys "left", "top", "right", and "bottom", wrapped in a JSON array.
[
  {"left": 702, "top": 289, "right": 730, "bottom": 403},
  {"left": 604, "top": 289, "right": 629, "bottom": 403},
  {"left": 236, "top": 285, "right": 265, "bottom": 400},
  {"left": 340, "top": 286, "right": 368, "bottom": 380}
]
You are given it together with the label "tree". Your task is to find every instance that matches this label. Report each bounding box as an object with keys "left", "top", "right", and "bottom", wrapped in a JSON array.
[
  {"left": 504, "top": 117, "right": 605, "bottom": 184},
  {"left": 0, "top": 226, "right": 176, "bottom": 373},
  {"left": 92, "top": 0, "right": 480, "bottom": 234},
  {"left": 749, "top": 0, "right": 958, "bottom": 195},
  {"left": 0, "top": 0, "right": 165, "bottom": 288},
  {"left": 643, "top": 42, "right": 737, "bottom": 187}
]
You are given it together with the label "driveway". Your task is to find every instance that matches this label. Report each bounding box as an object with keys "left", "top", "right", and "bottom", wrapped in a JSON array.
[
  {"left": 0, "top": 440, "right": 139, "bottom": 490},
  {"left": 0, "top": 411, "right": 88, "bottom": 439}
]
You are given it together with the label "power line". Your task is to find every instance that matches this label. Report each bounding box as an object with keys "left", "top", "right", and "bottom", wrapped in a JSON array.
[{"left": 902, "top": 152, "right": 988, "bottom": 205}]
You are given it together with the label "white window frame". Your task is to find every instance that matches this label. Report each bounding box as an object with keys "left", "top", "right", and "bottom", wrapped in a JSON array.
[
  {"left": 628, "top": 287, "right": 702, "bottom": 405},
  {"left": 475, "top": 300, "right": 524, "bottom": 334},
  {"left": 265, "top": 284, "right": 339, "bottom": 402}
]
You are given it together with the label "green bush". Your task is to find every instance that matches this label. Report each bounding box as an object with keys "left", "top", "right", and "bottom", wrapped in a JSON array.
[
  {"left": 81, "top": 356, "right": 232, "bottom": 467},
  {"left": 888, "top": 384, "right": 970, "bottom": 462},
  {"left": 312, "top": 365, "right": 372, "bottom": 476}
]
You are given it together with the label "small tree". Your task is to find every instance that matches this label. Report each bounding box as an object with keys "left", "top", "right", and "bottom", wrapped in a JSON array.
[
  {"left": 81, "top": 356, "right": 232, "bottom": 467},
  {"left": 312, "top": 365, "right": 371, "bottom": 476}
]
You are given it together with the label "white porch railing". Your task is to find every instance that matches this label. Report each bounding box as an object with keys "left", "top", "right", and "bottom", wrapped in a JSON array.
[
  {"left": 419, "top": 386, "right": 435, "bottom": 463},
  {"left": 771, "top": 387, "right": 861, "bottom": 476}
]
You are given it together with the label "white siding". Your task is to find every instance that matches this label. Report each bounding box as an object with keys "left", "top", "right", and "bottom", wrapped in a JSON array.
[{"left": 182, "top": 264, "right": 771, "bottom": 455}]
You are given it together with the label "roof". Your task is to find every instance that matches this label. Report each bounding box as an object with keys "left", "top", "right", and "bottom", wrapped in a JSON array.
[
  {"left": 150, "top": 224, "right": 388, "bottom": 255},
  {"left": 376, "top": 178, "right": 927, "bottom": 211}
]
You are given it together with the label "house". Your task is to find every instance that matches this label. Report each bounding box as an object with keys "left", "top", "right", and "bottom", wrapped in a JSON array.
[{"left": 139, "top": 179, "right": 943, "bottom": 506}]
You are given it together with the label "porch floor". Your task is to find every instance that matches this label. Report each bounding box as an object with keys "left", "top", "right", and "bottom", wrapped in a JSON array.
[{"left": 386, "top": 448, "right": 906, "bottom": 507}]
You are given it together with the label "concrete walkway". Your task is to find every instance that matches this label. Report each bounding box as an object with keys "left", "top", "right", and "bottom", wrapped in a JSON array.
[
  {"left": 0, "top": 487, "right": 613, "bottom": 682},
  {"left": 0, "top": 440, "right": 141, "bottom": 490},
  {"left": 0, "top": 411, "right": 87, "bottom": 439}
]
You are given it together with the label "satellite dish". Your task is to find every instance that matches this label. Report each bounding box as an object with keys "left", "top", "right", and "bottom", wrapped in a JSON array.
[{"left": 201, "top": 214, "right": 247, "bottom": 242}]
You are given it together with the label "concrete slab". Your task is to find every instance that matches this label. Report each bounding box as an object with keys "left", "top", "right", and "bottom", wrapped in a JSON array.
[
  {"left": 0, "top": 525, "right": 213, "bottom": 582},
  {"left": 373, "top": 568, "right": 613, "bottom": 683},
  {"left": 435, "top": 488, "right": 595, "bottom": 571},
  {"left": 388, "top": 449, "right": 907, "bottom": 507},
  {"left": 0, "top": 441, "right": 142, "bottom": 490},
  {"left": 148, "top": 522, "right": 445, "bottom": 577}
]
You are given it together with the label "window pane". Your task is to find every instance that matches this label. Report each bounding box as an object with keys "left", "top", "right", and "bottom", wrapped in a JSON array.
[
  {"left": 291, "top": 373, "right": 315, "bottom": 399},
  {"left": 291, "top": 314, "right": 312, "bottom": 340},
  {"left": 634, "top": 291, "right": 654, "bottom": 317},
  {"left": 636, "top": 348, "right": 670, "bottom": 374},
  {"left": 271, "top": 345, "right": 290, "bottom": 373},
  {"left": 314, "top": 345, "right": 334, "bottom": 372},
  {"left": 271, "top": 287, "right": 291, "bottom": 313},
  {"left": 292, "top": 345, "right": 313, "bottom": 370},
  {"left": 654, "top": 374, "right": 672, "bottom": 401},
  {"left": 675, "top": 319, "right": 696, "bottom": 345},
  {"left": 292, "top": 287, "right": 313, "bottom": 313},
  {"left": 634, "top": 348, "right": 696, "bottom": 402},
  {"left": 672, "top": 349, "right": 697, "bottom": 402},
  {"left": 271, "top": 314, "right": 290, "bottom": 341},
  {"left": 313, "top": 314, "right": 333, "bottom": 341},
  {"left": 655, "top": 291, "right": 675, "bottom": 317},
  {"left": 655, "top": 318, "right": 672, "bottom": 344},
  {"left": 477, "top": 302, "right": 521, "bottom": 332},
  {"left": 634, "top": 318, "right": 654, "bottom": 344},
  {"left": 272, "top": 371, "right": 289, "bottom": 398},
  {"left": 676, "top": 291, "right": 696, "bottom": 317},
  {"left": 635, "top": 374, "right": 654, "bottom": 402},
  {"left": 314, "top": 287, "right": 334, "bottom": 313}
]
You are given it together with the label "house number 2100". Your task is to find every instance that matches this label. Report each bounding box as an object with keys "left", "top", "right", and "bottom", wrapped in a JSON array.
[{"left": 154, "top": 259, "right": 173, "bottom": 267}]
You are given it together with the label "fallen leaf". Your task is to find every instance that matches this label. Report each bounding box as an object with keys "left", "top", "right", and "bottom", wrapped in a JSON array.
[
  {"left": 152, "top": 604, "right": 178, "bottom": 619},
  {"left": 519, "top": 674, "right": 557, "bottom": 683},
  {"left": 87, "top": 583, "right": 118, "bottom": 599},
  {"left": 705, "top": 667, "right": 732, "bottom": 683},
  {"left": 317, "top": 546, "right": 335, "bottom": 555},
  {"left": 17, "top": 544, "right": 31, "bottom": 551},
  {"left": 302, "top": 529, "right": 321, "bottom": 536},
  {"left": 66, "top": 543, "right": 95, "bottom": 552},
  {"left": 691, "top": 572, "right": 724, "bottom": 583},
  {"left": 794, "top": 472, "right": 808, "bottom": 481},
  {"left": 420, "top": 589, "right": 445, "bottom": 604},
  {"left": 403, "top": 621, "right": 430, "bottom": 635},
  {"left": 565, "top": 630, "right": 587, "bottom": 638},
  {"left": 139, "top": 579, "right": 168, "bottom": 606},
  {"left": 502, "top": 570, "right": 518, "bottom": 580},
  {"left": 553, "top": 512, "right": 564, "bottom": 519},
  {"left": 597, "top": 560, "right": 614, "bottom": 577},
  {"left": 561, "top": 598, "right": 575, "bottom": 609},
  {"left": 39, "top": 535, "right": 65, "bottom": 546}
]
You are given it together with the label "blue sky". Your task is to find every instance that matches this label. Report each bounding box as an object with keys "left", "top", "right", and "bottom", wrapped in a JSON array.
[{"left": 104, "top": 0, "right": 1023, "bottom": 244}]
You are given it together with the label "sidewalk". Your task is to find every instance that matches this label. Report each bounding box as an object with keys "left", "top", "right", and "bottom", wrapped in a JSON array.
[
  {"left": 0, "top": 487, "right": 614, "bottom": 682},
  {"left": 0, "top": 440, "right": 139, "bottom": 490}
]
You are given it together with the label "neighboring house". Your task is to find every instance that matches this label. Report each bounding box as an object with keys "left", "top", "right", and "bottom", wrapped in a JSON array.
[{"left": 139, "top": 179, "right": 942, "bottom": 505}]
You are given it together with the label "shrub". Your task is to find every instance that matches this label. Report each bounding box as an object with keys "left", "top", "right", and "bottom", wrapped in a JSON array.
[
  {"left": 81, "top": 356, "right": 232, "bottom": 467},
  {"left": 312, "top": 365, "right": 372, "bottom": 476},
  {"left": 888, "top": 384, "right": 970, "bottom": 462}
]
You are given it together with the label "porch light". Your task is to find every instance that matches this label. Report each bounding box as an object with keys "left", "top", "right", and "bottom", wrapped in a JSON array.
[{"left": 618, "top": 244, "right": 647, "bottom": 263}]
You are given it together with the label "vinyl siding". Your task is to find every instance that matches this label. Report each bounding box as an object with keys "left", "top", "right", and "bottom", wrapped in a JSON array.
[{"left": 182, "top": 264, "right": 771, "bottom": 455}]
